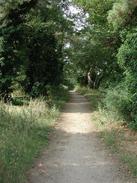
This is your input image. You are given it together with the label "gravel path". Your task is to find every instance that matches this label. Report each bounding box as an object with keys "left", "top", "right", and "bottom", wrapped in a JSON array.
[{"left": 29, "top": 92, "right": 135, "bottom": 183}]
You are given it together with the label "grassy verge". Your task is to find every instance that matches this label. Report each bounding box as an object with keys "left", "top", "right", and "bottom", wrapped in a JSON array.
[
  {"left": 0, "top": 87, "right": 69, "bottom": 183},
  {"left": 76, "top": 86, "right": 137, "bottom": 178}
]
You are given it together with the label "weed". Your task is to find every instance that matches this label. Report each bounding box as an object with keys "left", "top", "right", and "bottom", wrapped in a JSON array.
[
  {"left": 77, "top": 86, "right": 137, "bottom": 178},
  {"left": 0, "top": 88, "right": 68, "bottom": 183}
]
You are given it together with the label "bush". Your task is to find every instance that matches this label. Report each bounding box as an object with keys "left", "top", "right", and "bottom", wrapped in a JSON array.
[
  {"left": 102, "top": 83, "right": 132, "bottom": 122},
  {"left": 117, "top": 30, "right": 137, "bottom": 128},
  {"left": 45, "top": 85, "right": 69, "bottom": 108}
]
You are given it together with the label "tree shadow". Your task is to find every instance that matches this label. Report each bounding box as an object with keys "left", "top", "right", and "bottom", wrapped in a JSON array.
[
  {"left": 29, "top": 127, "right": 132, "bottom": 183},
  {"left": 61, "top": 92, "right": 97, "bottom": 113}
]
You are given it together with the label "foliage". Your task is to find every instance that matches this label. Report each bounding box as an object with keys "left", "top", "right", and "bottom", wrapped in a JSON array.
[
  {"left": 68, "top": 0, "right": 121, "bottom": 89},
  {"left": 78, "top": 87, "right": 137, "bottom": 177},
  {"left": 0, "top": 86, "right": 68, "bottom": 183},
  {"left": 102, "top": 84, "right": 132, "bottom": 121},
  {"left": 108, "top": 0, "right": 137, "bottom": 30},
  {"left": 0, "top": 2, "right": 70, "bottom": 182},
  {"left": 72, "top": 0, "right": 137, "bottom": 129},
  {"left": 0, "top": 0, "right": 70, "bottom": 100},
  {"left": 117, "top": 30, "right": 137, "bottom": 127},
  {"left": 0, "top": 0, "right": 38, "bottom": 101},
  {"left": 0, "top": 0, "right": 137, "bottom": 181}
]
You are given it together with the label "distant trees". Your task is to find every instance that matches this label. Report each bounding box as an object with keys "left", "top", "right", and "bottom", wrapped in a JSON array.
[
  {"left": 0, "top": 0, "right": 137, "bottom": 128},
  {"left": 68, "top": 0, "right": 120, "bottom": 88},
  {"left": 69, "top": 0, "right": 137, "bottom": 128}
]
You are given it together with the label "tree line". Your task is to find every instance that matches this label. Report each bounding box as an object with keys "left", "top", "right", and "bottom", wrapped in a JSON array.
[
  {"left": 0, "top": 0, "right": 71, "bottom": 101},
  {"left": 0, "top": 0, "right": 137, "bottom": 128},
  {"left": 67, "top": 0, "right": 137, "bottom": 129}
]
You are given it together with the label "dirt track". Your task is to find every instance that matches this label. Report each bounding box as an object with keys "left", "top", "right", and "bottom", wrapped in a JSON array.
[{"left": 29, "top": 92, "right": 135, "bottom": 183}]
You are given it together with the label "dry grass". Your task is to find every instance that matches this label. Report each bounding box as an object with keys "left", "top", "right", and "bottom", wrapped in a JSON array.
[
  {"left": 0, "top": 88, "right": 69, "bottom": 183},
  {"left": 77, "top": 86, "right": 137, "bottom": 178}
]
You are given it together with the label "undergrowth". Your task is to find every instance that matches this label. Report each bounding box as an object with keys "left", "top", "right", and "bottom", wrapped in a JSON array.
[
  {"left": 0, "top": 86, "right": 69, "bottom": 183},
  {"left": 77, "top": 86, "right": 137, "bottom": 178}
]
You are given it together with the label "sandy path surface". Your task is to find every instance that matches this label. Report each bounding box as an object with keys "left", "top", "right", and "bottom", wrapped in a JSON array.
[{"left": 29, "top": 92, "right": 135, "bottom": 183}]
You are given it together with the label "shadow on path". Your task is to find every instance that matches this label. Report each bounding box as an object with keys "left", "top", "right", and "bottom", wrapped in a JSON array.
[{"left": 29, "top": 92, "right": 135, "bottom": 183}]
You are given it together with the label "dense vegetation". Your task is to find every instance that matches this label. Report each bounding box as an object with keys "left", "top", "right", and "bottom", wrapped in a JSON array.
[
  {"left": 68, "top": 0, "right": 137, "bottom": 129},
  {"left": 76, "top": 86, "right": 137, "bottom": 177},
  {"left": 0, "top": 87, "right": 68, "bottom": 183},
  {"left": 0, "top": 0, "right": 137, "bottom": 182},
  {"left": 0, "top": 1, "right": 70, "bottom": 182},
  {"left": 0, "top": 0, "right": 71, "bottom": 100}
]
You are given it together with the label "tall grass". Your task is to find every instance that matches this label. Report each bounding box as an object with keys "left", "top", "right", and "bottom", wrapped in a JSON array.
[
  {"left": 0, "top": 88, "right": 68, "bottom": 183},
  {"left": 77, "top": 86, "right": 137, "bottom": 178}
]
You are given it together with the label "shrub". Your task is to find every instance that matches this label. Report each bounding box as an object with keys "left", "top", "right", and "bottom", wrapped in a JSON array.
[
  {"left": 117, "top": 30, "right": 137, "bottom": 128},
  {"left": 102, "top": 83, "right": 132, "bottom": 122}
]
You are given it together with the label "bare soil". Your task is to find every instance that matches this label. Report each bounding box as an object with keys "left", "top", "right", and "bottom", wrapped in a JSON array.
[{"left": 28, "top": 92, "right": 135, "bottom": 183}]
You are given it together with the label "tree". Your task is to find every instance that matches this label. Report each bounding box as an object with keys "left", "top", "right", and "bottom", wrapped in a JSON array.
[
  {"left": 0, "top": 0, "right": 71, "bottom": 99},
  {"left": 0, "top": 0, "right": 37, "bottom": 101},
  {"left": 68, "top": 0, "right": 121, "bottom": 88}
]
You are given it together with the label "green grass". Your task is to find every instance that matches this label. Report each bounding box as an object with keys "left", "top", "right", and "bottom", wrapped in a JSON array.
[
  {"left": 76, "top": 86, "right": 102, "bottom": 109},
  {"left": 0, "top": 88, "right": 69, "bottom": 183},
  {"left": 121, "top": 153, "right": 137, "bottom": 176},
  {"left": 101, "top": 130, "right": 117, "bottom": 149},
  {"left": 77, "top": 86, "right": 137, "bottom": 178}
]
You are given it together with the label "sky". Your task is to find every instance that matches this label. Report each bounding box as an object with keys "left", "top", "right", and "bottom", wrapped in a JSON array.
[{"left": 63, "top": 2, "right": 89, "bottom": 31}]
